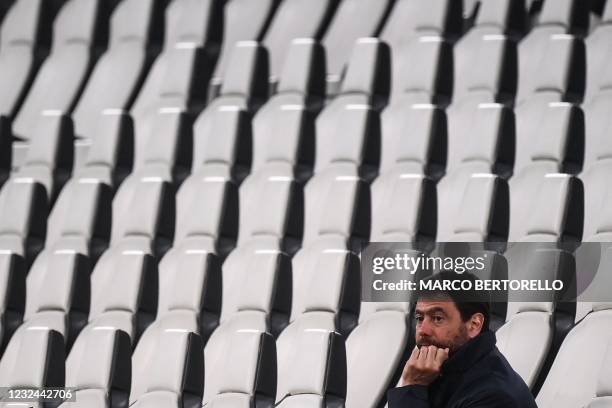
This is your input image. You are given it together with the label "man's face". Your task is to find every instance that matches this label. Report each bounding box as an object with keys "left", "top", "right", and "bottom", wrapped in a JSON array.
[{"left": 414, "top": 299, "right": 471, "bottom": 354}]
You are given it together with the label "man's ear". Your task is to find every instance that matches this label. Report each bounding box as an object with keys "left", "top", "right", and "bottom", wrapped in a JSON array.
[{"left": 467, "top": 313, "right": 485, "bottom": 338}]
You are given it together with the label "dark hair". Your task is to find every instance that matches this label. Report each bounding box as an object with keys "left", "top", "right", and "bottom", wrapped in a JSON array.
[{"left": 414, "top": 270, "right": 491, "bottom": 332}]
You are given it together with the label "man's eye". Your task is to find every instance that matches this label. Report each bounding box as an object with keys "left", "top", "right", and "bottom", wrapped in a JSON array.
[
  {"left": 433, "top": 315, "right": 444, "bottom": 323},
  {"left": 415, "top": 315, "right": 424, "bottom": 323}
]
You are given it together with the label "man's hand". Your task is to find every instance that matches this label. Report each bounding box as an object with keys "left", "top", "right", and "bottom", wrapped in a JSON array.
[{"left": 400, "top": 345, "right": 449, "bottom": 387}]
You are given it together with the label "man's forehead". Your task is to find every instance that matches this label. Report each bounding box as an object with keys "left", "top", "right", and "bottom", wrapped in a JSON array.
[{"left": 415, "top": 300, "right": 457, "bottom": 313}]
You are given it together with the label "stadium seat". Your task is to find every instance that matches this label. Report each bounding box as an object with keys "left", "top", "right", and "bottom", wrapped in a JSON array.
[
  {"left": 371, "top": 173, "right": 436, "bottom": 243},
  {"left": 10, "top": 0, "right": 108, "bottom": 169},
  {"left": 71, "top": 0, "right": 163, "bottom": 169},
  {"left": 13, "top": 110, "right": 76, "bottom": 201},
  {"left": 345, "top": 302, "right": 412, "bottom": 408},
  {"left": 156, "top": 245, "right": 222, "bottom": 338},
  {"left": 288, "top": 237, "right": 360, "bottom": 329},
  {"left": 536, "top": 242, "right": 612, "bottom": 408},
  {"left": 209, "top": 0, "right": 278, "bottom": 98},
  {"left": 87, "top": 250, "right": 157, "bottom": 341},
  {"left": 236, "top": 166, "right": 303, "bottom": 253},
  {"left": 302, "top": 165, "right": 370, "bottom": 249},
  {"left": 217, "top": 244, "right": 291, "bottom": 331},
  {"left": 380, "top": 103, "right": 447, "bottom": 179},
  {"left": 585, "top": 340, "right": 612, "bottom": 408},
  {"left": 171, "top": 171, "right": 238, "bottom": 257},
  {"left": 273, "top": 235, "right": 358, "bottom": 405},
  {"left": 109, "top": 177, "right": 174, "bottom": 256},
  {"left": 118, "top": 107, "right": 193, "bottom": 186},
  {"left": 277, "top": 329, "right": 346, "bottom": 407},
  {"left": 509, "top": 102, "right": 585, "bottom": 243},
  {"left": 0, "top": 326, "right": 64, "bottom": 390},
  {"left": 446, "top": 102, "right": 514, "bottom": 177},
  {"left": 251, "top": 38, "right": 325, "bottom": 181},
  {"left": 516, "top": 0, "right": 587, "bottom": 104},
  {"left": 314, "top": 38, "right": 390, "bottom": 181},
  {"left": 515, "top": 101, "right": 583, "bottom": 177},
  {"left": 584, "top": 90, "right": 612, "bottom": 170},
  {"left": 438, "top": 106, "right": 514, "bottom": 240},
  {"left": 67, "top": 109, "right": 135, "bottom": 189},
  {"left": 443, "top": 173, "right": 510, "bottom": 243},
  {"left": 130, "top": 329, "right": 204, "bottom": 408},
  {"left": 380, "top": 0, "right": 462, "bottom": 99},
  {"left": 585, "top": 1, "right": 612, "bottom": 102},
  {"left": 193, "top": 41, "right": 268, "bottom": 182},
  {"left": 205, "top": 330, "right": 276, "bottom": 407},
  {"left": 202, "top": 245, "right": 290, "bottom": 403},
  {"left": 0, "top": 177, "right": 47, "bottom": 264},
  {"left": 453, "top": 33, "right": 518, "bottom": 105},
  {"left": 496, "top": 246, "right": 574, "bottom": 388},
  {"left": 471, "top": 0, "right": 526, "bottom": 36},
  {"left": 0, "top": 0, "right": 57, "bottom": 119},
  {"left": 127, "top": 0, "right": 222, "bottom": 170},
  {"left": 585, "top": 3, "right": 612, "bottom": 101},
  {"left": 261, "top": 0, "right": 335, "bottom": 92},
  {"left": 44, "top": 178, "right": 111, "bottom": 259},
  {"left": 509, "top": 173, "right": 583, "bottom": 243},
  {"left": 21, "top": 248, "right": 90, "bottom": 345},
  {"left": 61, "top": 327, "right": 131, "bottom": 408},
  {"left": 321, "top": 0, "right": 392, "bottom": 96},
  {"left": 380, "top": 0, "right": 462, "bottom": 80},
  {"left": 581, "top": 159, "right": 612, "bottom": 241},
  {"left": 391, "top": 35, "right": 453, "bottom": 104}
]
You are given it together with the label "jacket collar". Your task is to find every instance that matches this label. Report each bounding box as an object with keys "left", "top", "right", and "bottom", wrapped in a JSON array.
[{"left": 441, "top": 331, "right": 496, "bottom": 374}]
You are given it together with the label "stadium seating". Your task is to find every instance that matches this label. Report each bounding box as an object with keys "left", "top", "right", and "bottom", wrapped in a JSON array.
[
  {"left": 61, "top": 327, "right": 131, "bottom": 408},
  {"left": 261, "top": 0, "right": 336, "bottom": 92},
  {"left": 0, "top": 326, "right": 64, "bottom": 391},
  {"left": 0, "top": 0, "right": 610, "bottom": 407},
  {"left": 206, "top": 330, "right": 276, "bottom": 407},
  {"left": 0, "top": 0, "right": 58, "bottom": 120},
  {"left": 71, "top": 0, "right": 163, "bottom": 169},
  {"left": 10, "top": 0, "right": 109, "bottom": 171},
  {"left": 209, "top": 0, "right": 277, "bottom": 98},
  {"left": 535, "top": 241, "right": 612, "bottom": 408}
]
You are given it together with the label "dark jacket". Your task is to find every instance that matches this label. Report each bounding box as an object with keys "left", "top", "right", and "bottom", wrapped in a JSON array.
[{"left": 387, "top": 331, "right": 538, "bottom": 407}]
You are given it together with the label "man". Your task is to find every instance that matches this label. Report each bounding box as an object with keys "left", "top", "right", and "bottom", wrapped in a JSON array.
[{"left": 387, "top": 271, "right": 537, "bottom": 407}]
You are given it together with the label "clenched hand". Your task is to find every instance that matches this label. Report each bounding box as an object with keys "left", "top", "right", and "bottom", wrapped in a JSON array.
[{"left": 400, "top": 345, "right": 449, "bottom": 387}]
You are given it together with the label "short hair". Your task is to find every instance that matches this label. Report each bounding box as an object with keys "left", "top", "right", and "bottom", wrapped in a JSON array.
[{"left": 414, "top": 270, "right": 490, "bottom": 332}]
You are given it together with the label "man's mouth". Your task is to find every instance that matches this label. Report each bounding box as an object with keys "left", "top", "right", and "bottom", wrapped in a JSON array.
[{"left": 417, "top": 342, "right": 446, "bottom": 349}]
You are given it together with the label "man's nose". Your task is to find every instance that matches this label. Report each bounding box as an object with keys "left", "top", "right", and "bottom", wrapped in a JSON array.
[{"left": 417, "top": 318, "right": 434, "bottom": 336}]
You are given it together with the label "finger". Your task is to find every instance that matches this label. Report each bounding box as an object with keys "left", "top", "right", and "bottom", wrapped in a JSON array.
[
  {"left": 434, "top": 347, "right": 450, "bottom": 366},
  {"left": 426, "top": 346, "right": 439, "bottom": 365},
  {"left": 403, "top": 347, "right": 419, "bottom": 374},
  {"left": 417, "top": 345, "right": 429, "bottom": 363},
  {"left": 409, "top": 346, "right": 419, "bottom": 361}
]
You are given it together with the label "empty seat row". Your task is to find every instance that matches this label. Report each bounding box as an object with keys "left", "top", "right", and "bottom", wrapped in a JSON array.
[{"left": 2, "top": 0, "right": 595, "bottom": 204}]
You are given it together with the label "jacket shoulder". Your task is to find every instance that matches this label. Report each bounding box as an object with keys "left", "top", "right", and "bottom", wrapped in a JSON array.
[{"left": 458, "top": 348, "right": 537, "bottom": 406}]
